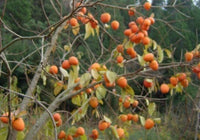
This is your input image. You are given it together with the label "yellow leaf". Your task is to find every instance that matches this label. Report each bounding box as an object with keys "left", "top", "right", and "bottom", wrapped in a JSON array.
[
  {"left": 153, "top": 118, "right": 161, "bottom": 124},
  {"left": 59, "top": 67, "right": 69, "bottom": 77},
  {"left": 139, "top": 116, "right": 145, "bottom": 126},
  {"left": 84, "top": 23, "right": 94, "bottom": 40},
  {"left": 106, "top": 71, "right": 117, "bottom": 84},
  {"left": 91, "top": 69, "right": 100, "bottom": 80},
  {"left": 72, "top": 23, "right": 80, "bottom": 35},
  {"left": 95, "top": 25, "right": 99, "bottom": 36},
  {"left": 124, "top": 40, "right": 133, "bottom": 49},
  {"left": 54, "top": 84, "right": 63, "bottom": 96},
  {"left": 64, "top": 44, "right": 71, "bottom": 52},
  {"left": 137, "top": 54, "right": 145, "bottom": 66},
  {"left": 152, "top": 40, "right": 157, "bottom": 50},
  {"left": 157, "top": 45, "right": 164, "bottom": 63},
  {"left": 164, "top": 49, "right": 172, "bottom": 58},
  {"left": 64, "top": 23, "right": 69, "bottom": 29},
  {"left": 80, "top": 72, "right": 91, "bottom": 87}
]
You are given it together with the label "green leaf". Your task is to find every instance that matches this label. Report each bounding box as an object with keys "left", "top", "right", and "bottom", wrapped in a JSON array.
[
  {"left": 80, "top": 73, "right": 91, "bottom": 87},
  {"left": 137, "top": 54, "right": 145, "bottom": 66},
  {"left": 72, "top": 95, "right": 81, "bottom": 106},
  {"left": 80, "top": 135, "right": 87, "bottom": 140},
  {"left": 96, "top": 85, "right": 107, "bottom": 100},
  {"left": 72, "top": 23, "right": 80, "bottom": 35},
  {"left": 54, "top": 84, "right": 63, "bottom": 96},
  {"left": 139, "top": 116, "right": 145, "bottom": 126},
  {"left": 67, "top": 126, "right": 77, "bottom": 135},
  {"left": 59, "top": 67, "right": 69, "bottom": 77},
  {"left": 164, "top": 49, "right": 172, "bottom": 58},
  {"left": 91, "top": 69, "right": 100, "bottom": 80},
  {"left": 157, "top": 45, "right": 164, "bottom": 63},
  {"left": 17, "top": 132, "right": 25, "bottom": 140},
  {"left": 148, "top": 102, "right": 156, "bottom": 116},
  {"left": 0, "top": 127, "right": 8, "bottom": 140},
  {"left": 84, "top": 23, "right": 94, "bottom": 40},
  {"left": 106, "top": 71, "right": 117, "bottom": 84},
  {"left": 110, "top": 126, "right": 119, "bottom": 139},
  {"left": 175, "top": 83, "right": 183, "bottom": 93}
]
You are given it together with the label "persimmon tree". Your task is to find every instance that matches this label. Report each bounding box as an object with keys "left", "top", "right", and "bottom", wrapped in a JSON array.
[{"left": 0, "top": 0, "right": 200, "bottom": 140}]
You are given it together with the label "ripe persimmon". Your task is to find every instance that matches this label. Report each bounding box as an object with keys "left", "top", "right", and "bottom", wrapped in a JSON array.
[
  {"left": 49, "top": 65, "right": 58, "bottom": 74},
  {"left": 0, "top": 112, "right": 14, "bottom": 124},
  {"left": 185, "top": 52, "right": 193, "bottom": 62},
  {"left": 65, "top": 135, "right": 73, "bottom": 140},
  {"left": 120, "top": 114, "right": 128, "bottom": 122},
  {"left": 90, "top": 63, "right": 101, "bottom": 71},
  {"left": 149, "top": 60, "right": 159, "bottom": 71},
  {"left": 142, "top": 37, "right": 150, "bottom": 45},
  {"left": 170, "top": 76, "right": 178, "bottom": 86},
  {"left": 81, "top": 17, "right": 89, "bottom": 24},
  {"left": 111, "top": 20, "right": 119, "bottom": 30},
  {"left": 128, "top": 8, "right": 135, "bottom": 16},
  {"left": 143, "top": 79, "right": 153, "bottom": 88},
  {"left": 197, "top": 72, "right": 200, "bottom": 79},
  {"left": 123, "top": 99, "right": 131, "bottom": 108},
  {"left": 53, "top": 113, "right": 61, "bottom": 121},
  {"left": 69, "top": 56, "right": 79, "bottom": 65},
  {"left": 117, "top": 55, "right": 124, "bottom": 63},
  {"left": 143, "top": 2, "right": 151, "bottom": 11},
  {"left": 132, "top": 114, "right": 139, "bottom": 122},
  {"left": 86, "top": 88, "right": 93, "bottom": 94},
  {"left": 117, "top": 128, "right": 125, "bottom": 138},
  {"left": 132, "top": 100, "right": 139, "bottom": 107},
  {"left": 98, "top": 121, "right": 108, "bottom": 131},
  {"left": 58, "top": 130, "right": 66, "bottom": 139},
  {"left": 62, "top": 60, "right": 71, "bottom": 69},
  {"left": 77, "top": 12, "right": 84, "bottom": 21},
  {"left": 76, "top": 127, "right": 85, "bottom": 136},
  {"left": 144, "top": 118, "right": 154, "bottom": 129},
  {"left": 178, "top": 73, "right": 186, "bottom": 81},
  {"left": 127, "top": 113, "right": 133, "bottom": 120},
  {"left": 128, "top": 21, "right": 136, "bottom": 28},
  {"left": 143, "top": 19, "right": 151, "bottom": 26},
  {"left": 117, "top": 77, "right": 127, "bottom": 88},
  {"left": 12, "top": 118, "right": 25, "bottom": 131},
  {"left": 136, "top": 17, "right": 144, "bottom": 25},
  {"left": 116, "top": 44, "right": 124, "bottom": 53},
  {"left": 143, "top": 53, "right": 154, "bottom": 62},
  {"left": 100, "top": 13, "right": 111, "bottom": 23},
  {"left": 105, "top": 82, "right": 115, "bottom": 88},
  {"left": 90, "top": 19, "right": 98, "bottom": 29},
  {"left": 124, "top": 29, "right": 132, "bottom": 37},
  {"left": 131, "top": 24, "right": 139, "bottom": 33},
  {"left": 89, "top": 97, "right": 98, "bottom": 108},
  {"left": 90, "top": 129, "right": 99, "bottom": 139},
  {"left": 160, "top": 83, "right": 169, "bottom": 94},
  {"left": 118, "top": 97, "right": 123, "bottom": 102},
  {"left": 148, "top": 17, "right": 155, "bottom": 25},
  {"left": 56, "top": 118, "right": 62, "bottom": 127},
  {"left": 69, "top": 18, "right": 78, "bottom": 26},
  {"left": 181, "top": 79, "right": 189, "bottom": 87}
]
